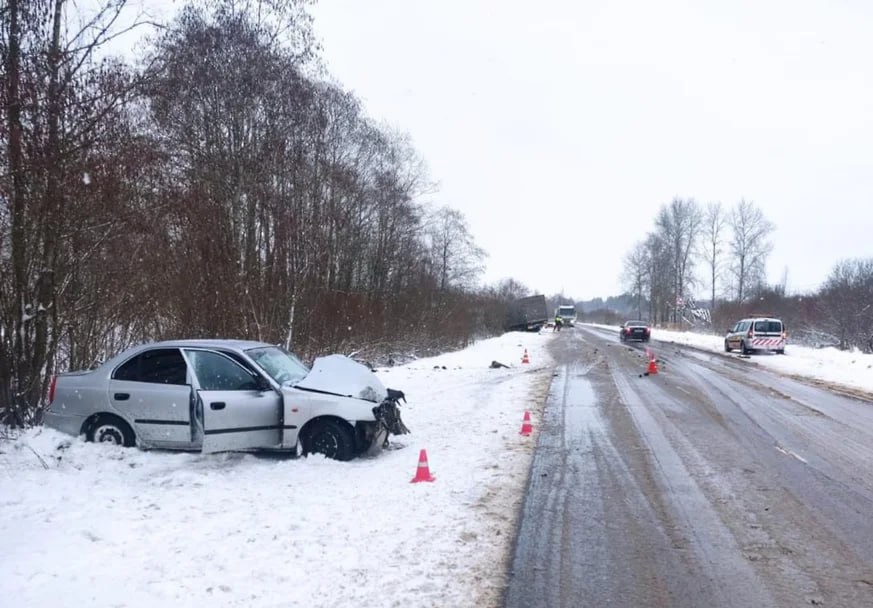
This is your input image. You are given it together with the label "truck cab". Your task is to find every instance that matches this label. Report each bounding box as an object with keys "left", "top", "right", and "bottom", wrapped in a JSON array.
[{"left": 556, "top": 305, "right": 577, "bottom": 327}]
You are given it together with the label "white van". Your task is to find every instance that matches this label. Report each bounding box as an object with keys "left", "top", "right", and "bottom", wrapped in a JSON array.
[{"left": 724, "top": 317, "right": 786, "bottom": 355}]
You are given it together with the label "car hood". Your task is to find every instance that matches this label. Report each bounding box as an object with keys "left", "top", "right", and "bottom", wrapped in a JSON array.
[{"left": 295, "top": 354, "right": 388, "bottom": 403}]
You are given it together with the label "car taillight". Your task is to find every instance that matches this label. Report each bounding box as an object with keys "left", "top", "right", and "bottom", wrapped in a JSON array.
[
  {"left": 747, "top": 329, "right": 754, "bottom": 338},
  {"left": 625, "top": 328, "right": 632, "bottom": 334},
  {"left": 645, "top": 327, "right": 651, "bottom": 334},
  {"left": 48, "top": 375, "right": 57, "bottom": 404}
]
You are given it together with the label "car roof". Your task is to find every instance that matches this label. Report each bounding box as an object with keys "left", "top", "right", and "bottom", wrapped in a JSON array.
[
  {"left": 86, "top": 339, "right": 280, "bottom": 375},
  {"left": 109, "top": 340, "right": 275, "bottom": 362},
  {"left": 142, "top": 339, "right": 274, "bottom": 350}
]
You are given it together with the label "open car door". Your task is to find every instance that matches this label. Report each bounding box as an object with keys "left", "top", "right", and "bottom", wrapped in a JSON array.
[{"left": 183, "top": 349, "right": 281, "bottom": 453}]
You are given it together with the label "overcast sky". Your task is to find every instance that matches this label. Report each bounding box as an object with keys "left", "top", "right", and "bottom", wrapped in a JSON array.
[{"left": 307, "top": 0, "right": 873, "bottom": 300}]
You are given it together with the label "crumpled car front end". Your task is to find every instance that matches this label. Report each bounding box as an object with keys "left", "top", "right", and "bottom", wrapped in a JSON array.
[
  {"left": 372, "top": 388, "right": 411, "bottom": 438},
  {"left": 353, "top": 388, "right": 410, "bottom": 455},
  {"left": 292, "top": 355, "right": 411, "bottom": 457}
]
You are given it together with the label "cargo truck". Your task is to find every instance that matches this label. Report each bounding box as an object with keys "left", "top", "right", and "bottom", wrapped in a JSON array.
[{"left": 505, "top": 295, "right": 548, "bottom": 332}]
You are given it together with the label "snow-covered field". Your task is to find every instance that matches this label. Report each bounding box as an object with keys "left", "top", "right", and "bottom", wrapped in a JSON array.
[
  {"left": 0, "top": 332, "right": 554, "bottom": 608},
  {"left": 4, "top": 324, "right": 873, "bottom": 608}
]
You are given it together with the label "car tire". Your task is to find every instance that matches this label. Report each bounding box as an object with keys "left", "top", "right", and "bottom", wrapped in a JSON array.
[
  {"left": 741, "top": 341, "right": 752, "bottom": 355},
  {"left": 302, "top": 419, "right": 356, "bottom": 461},
  {"left": 724, "top": 340, "right": 731, "bottom": 352},
  {"left": 87, "top": 414, "right": 135, "bottom": 447},
  {"left": 776, "top": 349, "right": 785, "bottom": 355}
]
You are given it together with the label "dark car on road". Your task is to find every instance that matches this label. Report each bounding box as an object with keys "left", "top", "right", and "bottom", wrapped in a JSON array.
[{"left": 619, "top": 320, "right": 651, "bottom": 342}]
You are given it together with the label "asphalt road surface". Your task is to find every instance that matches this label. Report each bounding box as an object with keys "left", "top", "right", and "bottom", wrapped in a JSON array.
[{"left": 503, "top": 326, "right": 873, "bottom": 608}]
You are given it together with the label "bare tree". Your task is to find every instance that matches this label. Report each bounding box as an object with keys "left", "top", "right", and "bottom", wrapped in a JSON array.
[
  {"left": 819, "top": 258, "right": 873, "bottom": 352},
  {"left": 700, "top": 201, "right": 727, "bottom": 310},
  {"left": 645, "top": 232, "right": 671, "bottom": 324},
  {"left": 493, "top": 278, "right": 530, "bottom": 301},
  {"left": 426, "top": 206, "right": 486, "bottom": 293},
  {"left": 654, "top": 198, "right": 702, "bottom": 322},
  {"left": 1, "top": 0, "right": 151, "bottom": 425},
  {"left": 622, "top": 241, "right": 650, "bottom": 319},
  {"left": 728, "top": 199, "right": 774, "bottom": 302}
]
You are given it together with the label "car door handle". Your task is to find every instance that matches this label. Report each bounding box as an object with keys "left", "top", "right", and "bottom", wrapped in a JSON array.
[
  {"left": 114, "top": 393, "right": 130, "bottom": 401},
  {"left": 210, "top": 402, "right": 226, "bottom": 410}
]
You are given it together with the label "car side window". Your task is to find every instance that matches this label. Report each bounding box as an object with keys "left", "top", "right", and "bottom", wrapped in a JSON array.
[
  {"left": 113, "top": 349, "right": 188, "bottom": 385},
  {"left": 186, "top": 350, "right": 259, "bottom": 391}
]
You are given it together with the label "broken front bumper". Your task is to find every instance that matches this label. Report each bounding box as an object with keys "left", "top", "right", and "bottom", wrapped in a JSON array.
[{"left": 372, "top": 390, "right": 410, "bottom": 436}]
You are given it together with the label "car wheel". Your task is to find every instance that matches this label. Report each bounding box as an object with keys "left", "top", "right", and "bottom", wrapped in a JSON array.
[
  {"left": 741, "top": 341, "right": 752, "bottom": 355},
  {"left": 776, "top": 349, "right": 785, "bottom": 355},
  {"left": 303, "top": 419, "right": 356, "bottom": 461},
  {"left": 87, "top": 415, "right": 135, "bottom": 447},
  {"left": 724, "top": 340, "right": 731, "bottom": 352}
]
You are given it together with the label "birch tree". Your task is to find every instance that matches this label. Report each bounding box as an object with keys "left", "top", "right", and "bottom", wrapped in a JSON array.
[
  {"left": 700, "top": 201, "right": 727, "bottom": 310},
  {"left": 728, "top": 199, "right": 774, "bottom": 302},
  {"left": 654, "top": 198, "right": 702, "bottom": 322}
]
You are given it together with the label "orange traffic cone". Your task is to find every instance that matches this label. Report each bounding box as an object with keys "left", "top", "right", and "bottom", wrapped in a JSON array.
[
  {"left": 519, "top": 410, "right": 533, "bottom": 436},
  {"left": 646, "top": 357, "right": 659, "bottom": 375},
  {"left": 521, "top": 349, "right": 530, "bottom": 364},
  {"left": 410, "top": 449, "right": 436, "bottom": 483}
]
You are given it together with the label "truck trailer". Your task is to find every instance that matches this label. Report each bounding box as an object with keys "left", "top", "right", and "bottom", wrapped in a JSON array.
[{"left": 505, "top": 295, "right": 548, "bottom": 332}]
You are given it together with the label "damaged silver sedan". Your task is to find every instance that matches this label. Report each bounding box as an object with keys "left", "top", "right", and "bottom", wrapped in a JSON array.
[{"left": 43, "top": 340, "right": 409, "bottom": 461}]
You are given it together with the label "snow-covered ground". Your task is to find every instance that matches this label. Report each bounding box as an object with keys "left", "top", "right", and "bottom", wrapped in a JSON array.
[
  {"left": 0, "top": 332, "right": 554, "bottom": 608},
  {"left": 3, "top": 325, "right": 873, "bottom": 608}
]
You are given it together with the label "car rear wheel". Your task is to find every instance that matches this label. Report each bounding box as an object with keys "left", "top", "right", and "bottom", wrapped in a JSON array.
[
  {"left": 87, "top": 415, "right": 135, "bottom": 447},
  {"left": 741, "top": 341, "right": 752, "bottom": 355},
  {"left": 302, "top": 419, "right": 356, "bottom": 461}
]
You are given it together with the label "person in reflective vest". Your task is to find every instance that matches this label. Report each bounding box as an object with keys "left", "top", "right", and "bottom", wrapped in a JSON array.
[{"left": 554, "top": 314, "right": 563, "bottom": 332}]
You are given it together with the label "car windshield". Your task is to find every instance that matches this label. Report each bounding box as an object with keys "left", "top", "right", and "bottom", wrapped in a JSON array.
[
  {"left": 245, "top": 346, "right": 309, "bottom": 386},
  {"left": 627, "top": 321, "right": 647, "bottom": 327},
  {"left": 559, "top": 307, "right": 575, "bottom": 315}
]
